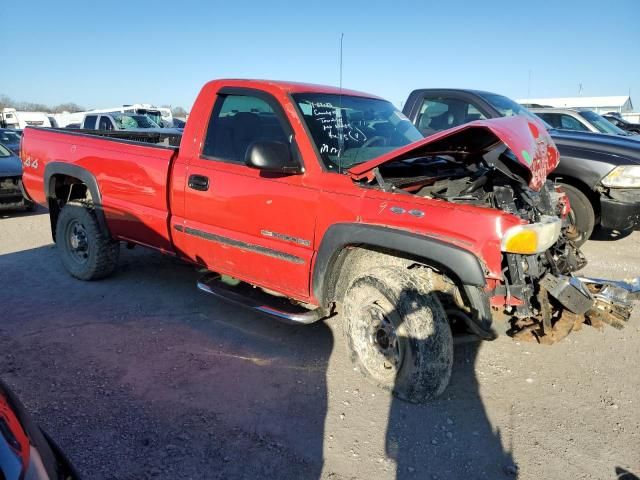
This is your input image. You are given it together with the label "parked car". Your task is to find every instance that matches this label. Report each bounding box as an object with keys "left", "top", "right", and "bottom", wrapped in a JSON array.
[
  {"left": 402, "top": 89, "right": 640, "bottom": 244},
  {"left": 0, "top": 128, "right": 22, "bottom": 153},
  {"left": 0, "top": 142, "right": 35, "bottom": 211},
  {"left": 603, "top": 114, "right": 640, "bottom": 134},
  {"left": 81, "top": 112, "right": 159, "bottom": 130},
  {"left": 21, "top": 79, "right": 639, "bottom": 402},
  {"left": 0, "top": 379, "right": 79, "bottom": 479},
  {"left": 79, "top": 112, "right": 182, "bottom": 135},
  {"left": 529, "top": 107, "right": 637, "bottom": 138}
]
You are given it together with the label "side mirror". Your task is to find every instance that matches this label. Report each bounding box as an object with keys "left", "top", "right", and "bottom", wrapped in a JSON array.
[{"left": 245, "top": 140, "right": 302, "bottom": 174}]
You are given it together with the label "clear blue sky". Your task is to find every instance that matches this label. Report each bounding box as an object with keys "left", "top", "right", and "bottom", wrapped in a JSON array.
[{"left": 3, "top": 0, "right": 639, "bottom": 110}]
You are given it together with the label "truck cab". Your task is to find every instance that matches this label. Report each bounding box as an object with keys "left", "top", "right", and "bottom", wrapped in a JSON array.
[{"left": 80, "top": 111, "right": 162, "bottom": 131}]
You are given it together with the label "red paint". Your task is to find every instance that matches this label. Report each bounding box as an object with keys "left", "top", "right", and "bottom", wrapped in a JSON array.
[
  {"left": 0, "top": 393, "right": 30, "bottom": 472},
  {"left": 21, "top": 79, "right": 557, "bottom": 305}
]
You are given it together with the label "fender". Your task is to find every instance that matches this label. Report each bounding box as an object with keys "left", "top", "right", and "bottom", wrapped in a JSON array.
[
  {"left": 43, "top": 162, "right": 110, "bottom": 238},
  {"left": 312, "top": 223, "right": 486, "bottom": 306}
]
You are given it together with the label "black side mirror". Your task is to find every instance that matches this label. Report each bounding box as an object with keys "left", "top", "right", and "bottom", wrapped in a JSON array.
[{"left": 245, "top": 140, "right": 302, "bottom": 174}]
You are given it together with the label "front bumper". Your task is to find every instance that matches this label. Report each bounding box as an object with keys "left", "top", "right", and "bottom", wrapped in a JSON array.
[
  {"left": 599, "top": 188, "right": 640, "bottom": 231},
  {"left": 512, "top": 274, "right": 639, "bottom": 343}
]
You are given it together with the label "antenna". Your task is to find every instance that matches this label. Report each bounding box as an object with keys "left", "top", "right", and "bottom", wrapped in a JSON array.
[
  {"left": 339, "top": 33, "right": 344, "bottom": 92},
  {"left": 527, "top": 69, "right": 531, "bottom": 99},
  {"left": 337, "top": 33, "right": 345, "bottom": 173}
]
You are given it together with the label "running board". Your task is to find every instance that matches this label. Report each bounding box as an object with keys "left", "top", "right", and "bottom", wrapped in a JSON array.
[{"left": 197, "top": 273, "right": 326, "bottom": 325}]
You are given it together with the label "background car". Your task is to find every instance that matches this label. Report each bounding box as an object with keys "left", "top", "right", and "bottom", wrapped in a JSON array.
[
  {"left": 0, "top": 128, "right": 22, "bottom": 153},
  {"left": 0, "top": 379, "right": 79, "bottom": 479},
  {"left": 603, "top": 114, "right": 640, "bottom": 134},
  {"left": 529, "top": 107, "right": 638, "bottom": 139},
  {"left": 402, "top": 89, "right": 640, "bottom": 245},
  {"left": 0, "top": 142, "right": 35, "bottom": 211}
]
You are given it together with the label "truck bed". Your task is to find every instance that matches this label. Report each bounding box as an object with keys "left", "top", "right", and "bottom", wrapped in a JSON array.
[
  {"left": 60, "top": 128, "right": 183, "bottom": 148},
  {"left": 21, "top": 127, "right": 180, "bottom": 253}
]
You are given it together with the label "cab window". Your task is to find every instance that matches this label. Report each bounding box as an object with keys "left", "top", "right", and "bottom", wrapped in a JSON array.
[
  {"left": 83, "top": 115, "right": 97, "bottom": 129},
  {"left": 99, "top": 116, "right": 114, "bottom": 130},
  {"left": 202, "top": 94, "right": 289, "bottom": 163},
  {"left": 559, "top": 114, "right": 590, "bottom": 131},
  {"left": 416, "top": 98, "right": 486, "bottom": 136}
]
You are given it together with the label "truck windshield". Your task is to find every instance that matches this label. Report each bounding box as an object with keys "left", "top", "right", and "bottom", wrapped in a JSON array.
[
  {"left": 292, "top": 93, "right": 423, "bottom": 171},
  {"left": 479, "top": 92, "right": 554, "bottom": 129},
  {"left": 579, "top": 110, "right": 627, "bottom": 135},
  {"left": 111, "top": 112, "right": 159, "bottom": 129}
]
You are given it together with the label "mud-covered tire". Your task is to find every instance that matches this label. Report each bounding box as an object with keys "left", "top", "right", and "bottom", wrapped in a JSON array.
[
  {"left": 342, "top": 266, "right": 453, "bottom": 403},
  {"left": 561, "top": 183, "right": 595, "bottom": 246},
  {"left": 55, "top": 201, "right": 119, "bottom": 280}
]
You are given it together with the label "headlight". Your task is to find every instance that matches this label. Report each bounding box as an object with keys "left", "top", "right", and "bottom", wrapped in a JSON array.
[
  {"left": 601, "top": 165, "right": 640, "bottom": 188},
  {"left": 501, "top": 216, "right": 561, "bottom": 254}
]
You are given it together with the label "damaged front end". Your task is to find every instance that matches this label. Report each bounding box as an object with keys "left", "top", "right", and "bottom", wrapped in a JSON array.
[
  {"left": 507, "top": 273, "right": 639, "bottom": 344},
  {"left": 349, "top": 116, "right": 639, "bottom": 343}
]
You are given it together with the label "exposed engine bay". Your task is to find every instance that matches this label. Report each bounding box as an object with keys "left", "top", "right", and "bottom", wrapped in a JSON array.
[{"left": 362, "top": 146, "right": 639, "bottom": 343}]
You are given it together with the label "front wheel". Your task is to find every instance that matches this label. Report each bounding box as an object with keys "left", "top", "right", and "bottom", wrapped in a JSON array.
[
  {"left": 560, "top": 183, "right": 595, "bottom": 246},
  {"left": 342, "top": 266, "right": 453, "bottom": 403},
  {"left": 56, "top": 201, "right": 120, "bottom": 280}
]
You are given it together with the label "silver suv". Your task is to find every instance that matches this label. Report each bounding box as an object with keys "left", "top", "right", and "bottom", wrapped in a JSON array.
[{"left": 529, "top": 107, "right": 636, "bottom": 138}]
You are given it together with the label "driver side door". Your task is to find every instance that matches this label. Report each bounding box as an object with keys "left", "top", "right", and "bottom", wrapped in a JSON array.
[{"left": 181, "top": 90, "right": 318, "bottom": 301}]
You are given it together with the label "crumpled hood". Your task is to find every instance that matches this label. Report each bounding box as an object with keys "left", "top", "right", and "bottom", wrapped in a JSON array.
[
  {"left": 0, "top": 152, "right": 22, "bottom": 177},
  {"left": 348, "top": 115, "right": 559, "bottom": 191}
]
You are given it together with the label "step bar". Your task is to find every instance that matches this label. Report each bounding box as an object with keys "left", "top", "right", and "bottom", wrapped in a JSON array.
[{"left": 197, "top": 273, "right": 327, "bottom": 325}]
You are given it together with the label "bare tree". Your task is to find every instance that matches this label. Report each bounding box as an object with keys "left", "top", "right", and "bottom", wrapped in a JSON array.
[
  {"left": 0, "top": 95, "right": 85, "bottom": 113},
  {"left": 51, "top": 103, "right": 85, "bottom": 113},
  {"left": 172, "top": 106, "right": 188, "bottom": 118}
]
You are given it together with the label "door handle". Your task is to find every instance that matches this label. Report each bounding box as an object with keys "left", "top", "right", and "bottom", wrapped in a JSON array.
[{"left": 188, "top": 174, "right": 209, "bottom": 191}]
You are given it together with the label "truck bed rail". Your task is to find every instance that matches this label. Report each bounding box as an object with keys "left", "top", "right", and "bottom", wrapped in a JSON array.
[{"left": 40, "top": 127, "right": 182, "bottom": 148}]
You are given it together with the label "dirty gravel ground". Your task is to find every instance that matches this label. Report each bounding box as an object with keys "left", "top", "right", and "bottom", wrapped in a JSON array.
[{"left": 1, "top": 207, "right": 639, "bottom": 480}]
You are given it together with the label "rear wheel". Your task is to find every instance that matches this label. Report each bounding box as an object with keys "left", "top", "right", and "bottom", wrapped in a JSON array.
[
  {"left": 342, "top": 266, "right": 453, "bottom": 403},
  {"left": 560, "top": 183, "right": 595, "bottom": 246},
  {"left": 55, "top": 201, "right": 119, "bottom": 280}
]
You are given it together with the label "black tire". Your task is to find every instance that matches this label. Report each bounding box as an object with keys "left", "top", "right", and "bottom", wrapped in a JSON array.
[
  {"left": 55, "top": 201, "right": 119, "bottom": 280},
  {"left": 560, "top": 183, "right": 595, "bottom": 246},
  {"left": 342, "top": 266, "right": 453, "bottom": 403}
]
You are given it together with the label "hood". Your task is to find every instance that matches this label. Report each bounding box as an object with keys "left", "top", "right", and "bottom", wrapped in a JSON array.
[
  {"left": 0, "top": 152, "right": 22, "bottom": 177},
  {"left": 348, "top": 115, "right": 559, "bottom": 191},
  {"left": 550, "top": 129, "right": 640, "bottom": 163}
]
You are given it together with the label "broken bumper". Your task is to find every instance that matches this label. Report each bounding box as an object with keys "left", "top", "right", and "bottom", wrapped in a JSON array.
[
  {"left": 513, "top": 274, "right": 639, "bottom": 343},
  {"left": 543, "top": 275, "right": 639, "bottom": 328}
]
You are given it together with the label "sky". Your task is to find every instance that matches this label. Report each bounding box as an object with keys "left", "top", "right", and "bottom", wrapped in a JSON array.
[{"left": 3, "top": 0, "right": 639, "bottom": 111}]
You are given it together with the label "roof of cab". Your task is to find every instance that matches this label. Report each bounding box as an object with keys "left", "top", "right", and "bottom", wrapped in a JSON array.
[{"left": 204, "top": 79, "right": 383, "bottom": 99}]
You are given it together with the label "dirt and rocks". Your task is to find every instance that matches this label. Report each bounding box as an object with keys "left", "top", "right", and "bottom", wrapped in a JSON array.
[{"left": 0, "top": 207, "right": 639, "bottom": 479}]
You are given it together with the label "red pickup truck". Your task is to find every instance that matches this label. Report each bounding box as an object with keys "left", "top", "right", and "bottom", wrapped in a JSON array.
[{"left": 21, "top": 79, "right": 638, "bottom": 402}]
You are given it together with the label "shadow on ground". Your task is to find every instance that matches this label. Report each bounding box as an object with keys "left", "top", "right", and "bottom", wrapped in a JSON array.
[{"left": 0, "top": 244, "right": 514, "bottom": 479}]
